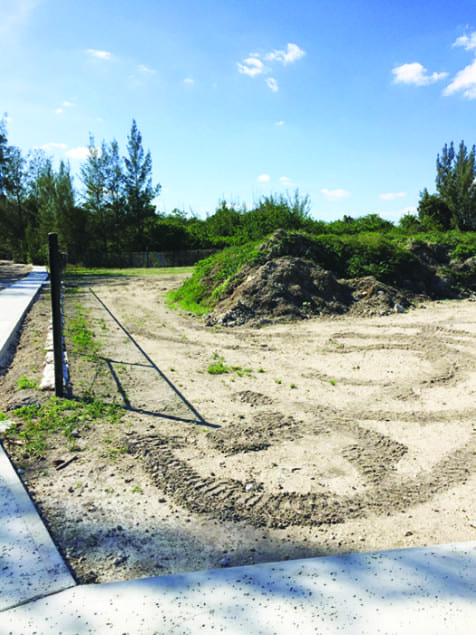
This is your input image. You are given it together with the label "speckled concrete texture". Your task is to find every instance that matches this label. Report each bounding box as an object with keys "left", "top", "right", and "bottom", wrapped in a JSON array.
[
  {"left": 0, "top": 446, "right": 75, "bottom": 611},
  {"left": 2, "top": 542, "right": 476, "bottom": 634},
  {"left": 0, "top": 267, "right": 48, "bottom": 367}
]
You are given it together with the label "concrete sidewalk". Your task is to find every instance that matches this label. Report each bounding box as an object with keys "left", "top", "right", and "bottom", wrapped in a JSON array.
[
  {"left": 1, "top": 268, "right": 476, "bottom": 634},
  {"left": 0, "top": 267, "right": 49, "bottom": 368},
  {"left": 2, "top": 542, "right": 476, "bottom": 634}
]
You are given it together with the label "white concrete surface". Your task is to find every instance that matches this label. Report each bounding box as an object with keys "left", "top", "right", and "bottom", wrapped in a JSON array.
[
  {"left": 0, "top": 444, "right": 76, "bottom": 612},
  {"left": 0, "top": 267, "right": 48, "bottom": 367},
  {"left": 2, "top": 542, "right": 476, "bottom": 634}
]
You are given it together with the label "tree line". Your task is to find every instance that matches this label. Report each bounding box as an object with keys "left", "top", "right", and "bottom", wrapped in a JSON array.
[{"left": 1, "top": 115, "right": 476, "bottom": 265}]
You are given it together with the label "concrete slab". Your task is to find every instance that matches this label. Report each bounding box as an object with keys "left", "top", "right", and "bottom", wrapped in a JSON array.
[
  {"left": 0, "top": 267, "right": 48, "bottom": 368},
  {"left": 0, "top": 446, "right": 76, "bottom": 612},
  {"left": 2, "top": 542, "right": 476, "bottom": 634}
]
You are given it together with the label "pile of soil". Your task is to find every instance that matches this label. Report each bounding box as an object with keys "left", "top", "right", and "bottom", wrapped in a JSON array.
[{"left": 207, "top": 232, "right": 412, "bottom": 326}]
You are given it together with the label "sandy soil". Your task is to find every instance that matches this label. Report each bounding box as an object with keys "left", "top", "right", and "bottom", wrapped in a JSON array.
[{"left": 2, "top": 270, "right": 476, "bottom": 584}]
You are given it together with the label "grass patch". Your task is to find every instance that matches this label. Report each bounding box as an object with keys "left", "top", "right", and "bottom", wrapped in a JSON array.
[
  {"left": 65, "top": 305, "right": 100, "bottom": 360},
  {"left": 208, "top": 359, "right": 230, "bottom": 374},
  {"left": 168, "top": 241, "right": 263, "bottom": 313},
  {"left": 17, "top": 375, "right": 37, "bottom": 389},
  {"left": 207, "top": 353, "right": 252, "bottom": 376},
  {"left": 4, "top": 397, "right": 123, "bottom": 457}
]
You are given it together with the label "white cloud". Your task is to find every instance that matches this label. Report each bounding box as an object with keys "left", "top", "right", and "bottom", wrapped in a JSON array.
[
  {"left": 35, "top": 142, "right": 68, "bottom": 151},
  {"left": 265, "top": 43, "right": 306, "bottom": 65},
  {"left": 275, "top": 121, "right": 285, "bottom": 126},
  {"left": 183, "top": 78, "right": 194, "bottom": 85},
  {"left": 139, "top": 65, "right": 156, "bottom": 74},
  {"left": 237, "top": 43, "right": 305, "bottom": 90},
  {"left": 280, "top": 176, "right": 291, "bottom": 185},
  {"left": 257, "top": 174, "right": 271, "bottom": 183},
  {"left": 321, "top": 188, "right": 350, "bottom": 202},
  {"left": 66, "top": 147, "right": 90, "bottom": 160},
  {"left": 237, "top": 56, "right": 267, "bottom": 77},
  {"left": 392, "top": 62, "right": 448, "bottom": 86},
  {"left": 443, "top": 58, "right": 476, "bottom": 99},
  {"left": 86, "top": 49, "right": 113, "bottom": 60},
  {"left": 453, "top": 32, "right": 476, "bottom": 51},
  {"left": 54, "top": 99, "right": 74, "bottom": 115},
  {"left": 379, "top": 192, "right": 407, "bottom": 200}
]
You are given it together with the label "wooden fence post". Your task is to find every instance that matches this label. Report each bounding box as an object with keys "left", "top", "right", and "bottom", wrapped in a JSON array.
[{"left": 48, "top": 233, "right": 64, "bottom": 398}]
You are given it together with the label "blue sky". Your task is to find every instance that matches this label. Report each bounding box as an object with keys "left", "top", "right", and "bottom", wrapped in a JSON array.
[{"left": 2, "top": 0, "right": 476, "bottom": 222}]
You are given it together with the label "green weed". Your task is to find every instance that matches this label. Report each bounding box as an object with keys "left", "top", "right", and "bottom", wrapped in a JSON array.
[
  {"left": 5, "top": 397, "right": 123, "bottom": 457},
  {"left": 17, "top": 375, "right": 37, "bottom": 389},
  {"left": 208, "top": 359, "right": 230, "bottom": 374},
  {"left": 66, "top": 310, "right": 99, "bottom": 360},
  {"left": 208, "top": 354, "right": 251, "bottom": 376}
]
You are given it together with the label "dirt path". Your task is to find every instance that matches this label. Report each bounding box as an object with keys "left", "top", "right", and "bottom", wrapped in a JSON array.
[{"left": 2, "top": 270, "right": 476, "bottom": 584}]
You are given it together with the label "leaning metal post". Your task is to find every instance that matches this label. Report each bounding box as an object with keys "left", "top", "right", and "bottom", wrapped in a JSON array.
[{"left": 48, "top": 233, "right": 64, "bottom": 397}]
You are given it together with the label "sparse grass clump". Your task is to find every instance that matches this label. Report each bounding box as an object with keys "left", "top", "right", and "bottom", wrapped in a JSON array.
[
  {"left": 207, "top": 353, "right": 252, "bottom": 377},
  {"left": 4, "top": 397, "right": 123, "bottom": 457},
  {"left": 66, "top": 306, "right": 99, "bottom": 360},
  {"left": 17, "top": 375, "right": 37, "bottom": 389}
]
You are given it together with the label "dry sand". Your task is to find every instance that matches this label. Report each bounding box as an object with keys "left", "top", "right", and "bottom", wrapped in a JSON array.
[{"left": 2, "top": 271, "right": 476, "bottom": 584}]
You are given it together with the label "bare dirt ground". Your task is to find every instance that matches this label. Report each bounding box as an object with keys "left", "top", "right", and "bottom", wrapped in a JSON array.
[{"left": 2, "top": 269, "right": 476, "bottom": 585}]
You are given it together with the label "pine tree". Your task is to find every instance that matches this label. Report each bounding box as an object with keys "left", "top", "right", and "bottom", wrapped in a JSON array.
[
  {"left": 123, "top": 120, "right": 161, "bottom": 250},
  {"left": 436, "top": 141, "right": 476, "bottom": 230}
]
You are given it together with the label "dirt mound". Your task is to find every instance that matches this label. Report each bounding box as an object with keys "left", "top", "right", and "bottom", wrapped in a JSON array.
[
  {"left": 207, "top": 256, "right": 352, "bottom": 326},
  {"left": 206, "top": 232, "right": 411, "bottom": 326}
]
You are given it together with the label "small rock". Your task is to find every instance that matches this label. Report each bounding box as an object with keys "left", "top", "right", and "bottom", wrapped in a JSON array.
[
  {"left": 113, "top": 554, "right": 128, "bottom": 566},
  {"left": 394, "top": 304, "right": 405, "bottom": 313},
  {"left": 219, "top": 557, "right": 230, "bottom": 567},
  {"left": 245, "top": 483, "right": 254, "bottom": 492},
  {"left": 405, "top": 530, "right": 413, "bottom": 537},
  {"left": 84, "top": 571, "right": 98, "bottom": 583}
]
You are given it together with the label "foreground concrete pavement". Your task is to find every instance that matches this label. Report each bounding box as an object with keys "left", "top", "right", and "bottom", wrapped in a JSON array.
[
  {"left": 3, "top": 542, "right": 476, "bottom": 634},
  {"left": 1, "top": 268, "right": 476, "bottom": 633}
]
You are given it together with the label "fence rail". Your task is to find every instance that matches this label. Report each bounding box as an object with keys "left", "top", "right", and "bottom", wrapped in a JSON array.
[{"left": 68, "top": 249, "right": 217, "bottom": 269}]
